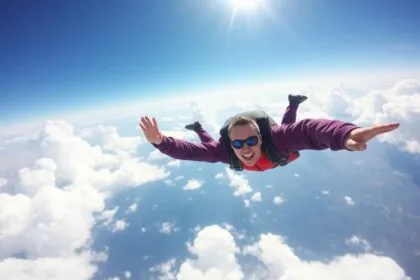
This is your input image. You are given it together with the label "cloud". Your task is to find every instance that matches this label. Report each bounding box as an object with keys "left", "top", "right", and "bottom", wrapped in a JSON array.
[
  {"left": 0, "top": 252, "right": 99, "bottom": 280},
  {"left": 184, "top": 179, "right": 203, "bottom": 190},
  {"left": 159, "top": 222, "right": 179, "bottom": 235},
  {"left": 167, "top": 159, "right": 181, "bottom": 167},
  {"left": 251, "top": 192, "right": 262, "bottom": 202},
  {"left": 346, "top": 235, "right": 372, "bottom": 252},
  {"left": 0, "top": 120, "right": 169, "bottom": 279},
  {"left": 36, "top": 121, "right": 169, "bottom": 192},
  {"left": 149, "top": 259, "right": 177, "bottom": 280},
  {"left": 175, "top": 225, "right": 244, "bottom": 279},
  {"left": 78, "top": 125, "right": 142, "bottom": 158},
  {"left": 215, "top": 172, "right": 224, "bottom": 179},
  {"left": 112, "top": 219, "right": 129, "bottom": 233},
  {"left": 244, "top": 199, "right": 251, "bottom": 208},
  {"left": 152, "top": 225, "right": 411, "bottom": 280},
  {"left": 273, "top": 196, "right": 284, "bottom": 205},
  {"left": 125, "top": 202, "right": 138, "bottom": 214},
  {"left": 147, "top": 150, "right": 171, "bottom": 162},
  {"left": 98, "top": 206, "right": 119, "bottom": 226},
  {"left": 326, "top": 79, "right": 420, "bottom": 154},
  {"left": 225, "top": 168, "right": 252, "bottom": 196},
  {"left": 344, "top": 196, "right": 355, "bottom": 205}
]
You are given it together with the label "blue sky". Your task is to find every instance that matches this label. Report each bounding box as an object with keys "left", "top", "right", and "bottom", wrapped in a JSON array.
[{"left": 1, "top": 0, "right": 420, "bottom": 124}]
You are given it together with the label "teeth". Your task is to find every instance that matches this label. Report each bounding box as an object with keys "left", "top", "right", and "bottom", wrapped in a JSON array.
[{"left": 243, "top": 153, "right": 253, "bottom": 159}]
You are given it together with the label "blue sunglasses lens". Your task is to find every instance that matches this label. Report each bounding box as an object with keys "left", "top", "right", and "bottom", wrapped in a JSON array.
[{"left": 231, "top": 136, "right": 258, "bottom": 149}]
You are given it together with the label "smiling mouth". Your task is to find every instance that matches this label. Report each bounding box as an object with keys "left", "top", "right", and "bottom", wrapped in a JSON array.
[{"left": 242, "top": 153, "right": 254, "bottom": 161}]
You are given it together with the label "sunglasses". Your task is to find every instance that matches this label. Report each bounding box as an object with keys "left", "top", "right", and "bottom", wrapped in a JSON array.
[{"left": 231, "top": 135, "right": 259, "bottom": 149}]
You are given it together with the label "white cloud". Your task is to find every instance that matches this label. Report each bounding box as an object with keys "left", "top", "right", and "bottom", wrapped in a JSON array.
[
  {"left": 159, "top": 222, "right": 179, "bottom": 235},
  {"left": 167, "top": 159, "right": 181, "bottom": 167},
  {"left": 328, "top": 79, "right": 420, "bottom": 154},
  {"left": 0, "top": 120, "right": 169, "bottom": 279},
  {"left": 98, "top": 206, "right": 119, "bottom": 226},
  {"left": 225, "top": 168, "right": 252, "bottom": 196},
  {"left": 36, "top": 121, "right": 168, "bottom": 192},
  {"left": 322, "top": 190, "right": 330, "bottom": 195},
  {"left": 273, "top": 196, "right": 284, "bottom": 205},
  {"left": 344, "top": 196, "right": 355, "bottom": 205},
  {"left": 149, "top": 258, "right": 177, "bottom": 280},
  {"left": 126, "top": 202, "right": 138, "bottom": 214},
  {"left": 346, "top": 235, "right": 372, "bottom": 252},
  {"left": 244, "top": 199, "right": 251, "bottom": 208},
  {"left": 215, "top": 172, "right": 224, "bottom": 179},
  {"left": 161, "top": 130, "right": 194, "bottom": 141},
  {"left": 251, "top": 192, "right": 262, "bottom": 202},
  {"left": 152, "top": 225, "right": 411, "bottom": 280},
  {"left": 147, "top": 150, "right": 171, "bottom": 162},
  {"left": 184, "top": 179, "right": 203, "bottom": 190},
  {"left": 174, "top": 225, "right": 244, "bottom": 279},
  {"left": 0, "top": 252, "right": 99, "bottom": 280},
  {"left": 78, "top": 125, "right": 142, "bottom": 158},
  {"left": 124, "top": 270, "right": 132, "bottom": 279},
  {"left": 112, "top": 219, "right": 129, "bottom": 232},
  {"left": 164, "top": 179, "right": 176, "bottom": 187}
]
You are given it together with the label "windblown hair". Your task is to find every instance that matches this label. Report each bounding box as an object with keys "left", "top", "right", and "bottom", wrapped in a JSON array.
[{"left": 227, "top": 116, "right": 260, "bottom": 138}]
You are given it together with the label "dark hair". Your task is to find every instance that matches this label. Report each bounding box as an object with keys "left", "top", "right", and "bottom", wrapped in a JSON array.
[{"left": 227, "top": 116, "right": 260, "bottom": 138}]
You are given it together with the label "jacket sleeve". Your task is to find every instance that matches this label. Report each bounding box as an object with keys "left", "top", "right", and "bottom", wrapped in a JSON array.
[
  {"left": 151, "top": 136, "right": 229, "bottom": 163},
  {"left": 271, "top": 119, "right": 359, "bottom": 151}
]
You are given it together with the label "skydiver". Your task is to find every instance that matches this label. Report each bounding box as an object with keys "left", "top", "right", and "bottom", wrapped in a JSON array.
[
  {"left": 138, "top": 95, "right": 400, "bottom": 172},
  {"left": 183, "top": 94, "right": 307, "bottom": 145}
]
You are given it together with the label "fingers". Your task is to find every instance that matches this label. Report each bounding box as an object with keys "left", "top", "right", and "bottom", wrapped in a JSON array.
[
  {"left": 139, "top": 116, "right": 155, "bottom": 129},
  {"left": 139, "top": 121, "right": 146, "bottom": 132},
  {"left": 370, "top": 123, "right": 400, "bottom": 138},
  {"left": 345, "top": 138, "right": 367, "bottom": 151},
  {"left": 152, "top": 117, "right": 158, "bottom": 129}
]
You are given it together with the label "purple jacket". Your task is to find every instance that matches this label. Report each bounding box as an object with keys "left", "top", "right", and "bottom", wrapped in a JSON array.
[{"left": 152, "top": 118, "right": 359, "bottom": 164}]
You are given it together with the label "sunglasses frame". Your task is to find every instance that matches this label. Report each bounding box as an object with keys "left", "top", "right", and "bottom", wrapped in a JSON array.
[{"left": 230, "top": 135, "right": 260, "bottom": 149}]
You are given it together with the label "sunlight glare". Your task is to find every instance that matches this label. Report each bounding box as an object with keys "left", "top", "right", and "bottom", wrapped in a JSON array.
[{"left": 229, "top": 0, "right": 264, "bottom": 12}]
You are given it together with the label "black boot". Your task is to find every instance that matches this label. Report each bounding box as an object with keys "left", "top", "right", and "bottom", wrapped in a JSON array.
[
  {"left": 288, "top": 94, "right": 308, "bottom": 106},
  {"left": 185, "top": 121, "right": 202, "bottom": 132}
]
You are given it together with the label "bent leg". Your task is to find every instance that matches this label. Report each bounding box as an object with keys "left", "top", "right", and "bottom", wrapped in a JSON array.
[
  {"left": 185, "top": 121, "right": 215, "bottom": 143},
  {"left": 281, "top": 105, "right": 298, "bottom": 125},
  {"left": 281, "top": 94, "right": 308, "bottom": 125},
  {"left": 196, "top": 128, "right": 215, "bottom": 143}
]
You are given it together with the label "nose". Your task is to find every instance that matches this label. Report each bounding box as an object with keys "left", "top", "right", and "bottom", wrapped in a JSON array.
[{"left": 241, "top": 145, "right": 251, "bottom": 152}]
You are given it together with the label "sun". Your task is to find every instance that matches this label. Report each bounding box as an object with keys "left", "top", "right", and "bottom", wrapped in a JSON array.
[{"left": 228, "top": 0, "right": 264, "bottom": 12}]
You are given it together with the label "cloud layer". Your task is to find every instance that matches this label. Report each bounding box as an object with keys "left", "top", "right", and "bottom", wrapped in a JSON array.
[
  {"left": 152, "top": 225, "right": 410, "bottom": 280},
  {"left": 1, "top": 74, "right": 419, "bottom": 280},
  {"left": 0, "top": 121, "right": 168, "bottom": 280}
]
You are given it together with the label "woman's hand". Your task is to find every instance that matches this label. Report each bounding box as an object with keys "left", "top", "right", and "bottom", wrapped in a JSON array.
[
  {"left": 139, "top": 116, "right": 164, "bottom": 145},
  {"left": 344, "top": 122, "right": 400, "bottom": 151}
]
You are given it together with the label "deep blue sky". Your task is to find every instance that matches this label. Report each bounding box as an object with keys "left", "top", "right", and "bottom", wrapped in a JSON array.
[{"left": 1, "top": 0, "right": 420, "bottom": 123}]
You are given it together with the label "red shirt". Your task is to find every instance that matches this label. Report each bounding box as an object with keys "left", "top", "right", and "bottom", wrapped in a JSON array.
[{"left": 242, "top": 151, "right": 300, "bottom": 171}]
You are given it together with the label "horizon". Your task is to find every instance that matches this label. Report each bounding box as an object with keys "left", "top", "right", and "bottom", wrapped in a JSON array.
[{"left": 2, "top": 66, "right": 420, "bottom": 137}]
